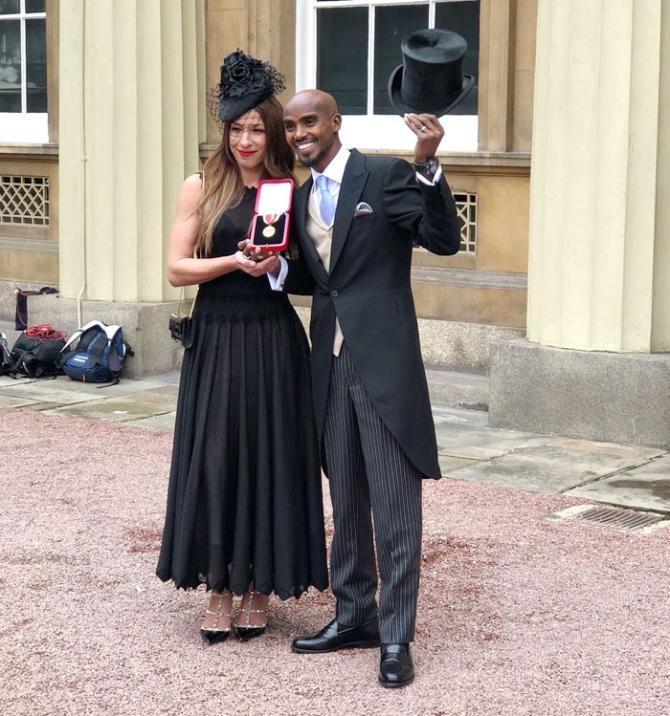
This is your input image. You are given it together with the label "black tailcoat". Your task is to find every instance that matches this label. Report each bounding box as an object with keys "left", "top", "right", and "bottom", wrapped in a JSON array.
[{"left": 285, "top": 149, "right": 461, "bottom": 478}]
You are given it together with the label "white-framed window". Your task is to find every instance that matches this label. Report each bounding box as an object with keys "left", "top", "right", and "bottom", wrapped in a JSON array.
[
  {"left": 0, "top": 0, "right": 48, "bottom": 143},
  {"left": 296, "top": 0, "right": 479, "bottom": 152}
]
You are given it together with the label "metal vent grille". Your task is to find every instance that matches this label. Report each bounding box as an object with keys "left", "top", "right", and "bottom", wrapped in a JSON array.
[
  {"left": 0, "top": 175, "right": 50, "bottom": 226},
  {"left": 575, "top": 506, "right": 666, "bottom": 532},
  {"left": 551, "top": 505, "right": 667, "bottom": 533},
  {"left": 453, "top": 191, "right": 477, "bottom": 253}
]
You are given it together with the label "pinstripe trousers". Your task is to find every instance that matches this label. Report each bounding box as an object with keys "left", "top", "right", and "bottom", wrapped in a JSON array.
[{"left": 323, "top": 345, "right": 423, "bottom": 644}]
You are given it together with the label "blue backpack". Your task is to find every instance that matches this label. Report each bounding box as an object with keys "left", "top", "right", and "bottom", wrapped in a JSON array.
[{"left": 60, "top": 321, "right": 133, "bottom": 384}]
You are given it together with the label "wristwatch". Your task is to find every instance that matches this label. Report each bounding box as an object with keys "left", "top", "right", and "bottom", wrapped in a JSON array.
[{"left": 413, "top": 156, "right": 440, "bottom": 182}]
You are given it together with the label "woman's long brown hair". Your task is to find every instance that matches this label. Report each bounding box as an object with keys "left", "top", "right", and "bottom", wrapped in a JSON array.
[{"left": 195, "top": 96, "right": 295, "bottom": 257}]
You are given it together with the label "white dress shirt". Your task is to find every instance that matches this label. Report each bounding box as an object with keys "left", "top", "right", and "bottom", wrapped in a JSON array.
[{"left": 269, "top": 147, "right": 442, "bottom": 289}]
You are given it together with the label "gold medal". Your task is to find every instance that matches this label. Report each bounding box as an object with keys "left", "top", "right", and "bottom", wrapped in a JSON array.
[{"left": 260, "top": 213, "right": 280, "bottom": 241}]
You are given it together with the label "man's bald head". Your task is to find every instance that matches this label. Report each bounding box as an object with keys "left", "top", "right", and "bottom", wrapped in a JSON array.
[
  {"left": 285, "top": 89, "right": 340, "bottom": 118},
  {"left": 283, "top": 89, "right": 343, "bottom": 172}
]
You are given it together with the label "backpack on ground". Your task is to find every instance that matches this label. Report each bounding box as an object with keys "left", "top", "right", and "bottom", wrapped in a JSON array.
[
  {"left": 60, "top": 321, "right": 133, "bottom": 385},
  {"left": 0, "top": 331, "right": 12, "bottom": 375},
  {"left": 9, "top": 324, "right": 66, "bottom": 378}
]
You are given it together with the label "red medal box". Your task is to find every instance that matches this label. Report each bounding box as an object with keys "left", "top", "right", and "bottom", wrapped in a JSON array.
[{"left": 248, "top": 178, "right": 294, "bottom": 252}]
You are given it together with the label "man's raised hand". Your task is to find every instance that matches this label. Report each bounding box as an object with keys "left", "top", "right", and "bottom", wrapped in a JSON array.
[{"left": 403, "top": 113, "right": 444, "bottom": 163}]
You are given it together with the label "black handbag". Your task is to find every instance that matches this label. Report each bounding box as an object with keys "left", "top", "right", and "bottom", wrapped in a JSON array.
[
  {"left": 169, "top": 288, "right": 197, "bottom": 349},
  {"left": 169, "top": 172, "right": 202, "bottom": 350}
]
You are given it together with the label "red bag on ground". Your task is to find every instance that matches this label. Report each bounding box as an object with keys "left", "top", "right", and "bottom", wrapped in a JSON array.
[{"left": 25, "top": 323, "right": 66, "bottom": 342}]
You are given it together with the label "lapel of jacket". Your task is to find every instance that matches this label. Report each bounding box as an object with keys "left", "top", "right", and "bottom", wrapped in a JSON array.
[
  {"left": 295, "top": 175, "right": 329, "bottom": 283},
  {"left": 329, "top": 149, "right": 368, "bottom": 276}
]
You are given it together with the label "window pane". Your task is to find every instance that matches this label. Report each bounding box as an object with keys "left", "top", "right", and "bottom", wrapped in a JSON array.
[
  {"left": 25, "top": 0, "right": 46, "bottom": 12},
  {"left": 0, "top": 1, "right": 19, "bottom": 15},
  {"left": 0, "top": 19, "right": 21, "bottom": 112},
  {"left": 435, "top": 0, "right": 479, "bottom": 115},
  {"left": 373, "top": 4, "right": 428, "bottom": 115},
  {"left": 26, "top": 18, "right": 46, "bottom": 112},
  {"left": 317, "top": 7, "right": 368, "bottom": 115}
]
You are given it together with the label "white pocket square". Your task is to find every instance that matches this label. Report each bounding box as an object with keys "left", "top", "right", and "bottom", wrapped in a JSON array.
[{"left": 353, "top": 202, "right": 374, "bottom": 217}]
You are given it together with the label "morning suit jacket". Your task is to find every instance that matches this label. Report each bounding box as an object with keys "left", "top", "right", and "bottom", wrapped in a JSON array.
[{"left": 284, "top": 149, "right": 461, "bottom": 478}]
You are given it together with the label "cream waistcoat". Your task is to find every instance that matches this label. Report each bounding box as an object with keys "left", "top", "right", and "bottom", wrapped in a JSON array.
[{"left": 307, "top": 190, "right": 344, "bottom": 356}]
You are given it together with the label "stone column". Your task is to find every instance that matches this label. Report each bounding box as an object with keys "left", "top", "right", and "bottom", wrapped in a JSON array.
[
  {"left": 52, "top": 0, "right": 206, "bottom": 374},
  {"left": 478, "top": 0, "right": 537, "bottom": 153},
  {"left": 489, "top": 0, "right": 670, "bottom": 447}
]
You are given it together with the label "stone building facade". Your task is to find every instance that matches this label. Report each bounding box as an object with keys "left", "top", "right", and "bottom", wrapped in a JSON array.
[{"left": 0, "top": 0, "right": 668, "bottom": 447}]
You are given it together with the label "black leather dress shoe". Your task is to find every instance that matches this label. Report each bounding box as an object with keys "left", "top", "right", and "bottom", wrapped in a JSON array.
[
  {"left": 378, "top": 643, "right": 414, "bottom": 687},
  {"left": 291, "top": 617, "right": 380, "bottom": 653}
]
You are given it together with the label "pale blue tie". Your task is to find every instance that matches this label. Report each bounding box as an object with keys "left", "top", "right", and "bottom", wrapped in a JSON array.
[{"left": 316, "top": 174, "right": 336, "bottom": 226}]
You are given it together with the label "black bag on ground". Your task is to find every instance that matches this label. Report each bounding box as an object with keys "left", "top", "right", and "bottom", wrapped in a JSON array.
[
  {"left": 0, "top": 331, "right": 12, "bottom": 375},
  {"left": 10, "top": 326, "right": 66, "bottom": 378}
]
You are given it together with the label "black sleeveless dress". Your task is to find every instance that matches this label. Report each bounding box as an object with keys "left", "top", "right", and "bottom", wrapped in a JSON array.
[{"left": 156, "top": 188, "right": 328, "bottom": 599}]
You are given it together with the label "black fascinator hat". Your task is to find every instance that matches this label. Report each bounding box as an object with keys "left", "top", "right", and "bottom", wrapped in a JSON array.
[
  {"left": 388, "top": 28, "right": 474, "bottom": 116},
  {"left": 210, "top": 50, "right": 285, "bottom": 124}
]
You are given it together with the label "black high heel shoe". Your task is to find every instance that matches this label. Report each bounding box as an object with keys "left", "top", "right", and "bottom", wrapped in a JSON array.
[
  {"left": 201, "top": 629, "right": 230, "bottom": 645},
  {"left": 200, "top": 590, "right": 233, "bottom": 644},
  {"left": 234, "top": 590, "right": 268, "bottom": 640}
]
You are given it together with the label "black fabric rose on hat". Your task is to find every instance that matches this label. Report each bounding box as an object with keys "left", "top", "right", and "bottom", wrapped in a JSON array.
[
  {"left": 224, "top": 51, "right": 254, "bottom": 97},
  {"left": 209, "top": 49, "right": 285, "bottom": 125}
]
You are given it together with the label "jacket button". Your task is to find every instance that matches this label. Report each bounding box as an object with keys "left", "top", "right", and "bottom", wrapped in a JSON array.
[{"left": 331, "top": 289, "right": 338, "bottom": 297}]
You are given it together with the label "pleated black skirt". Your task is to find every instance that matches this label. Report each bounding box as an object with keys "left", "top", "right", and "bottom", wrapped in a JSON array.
[{"left": 156, "top": 288, "right": 328, "bottom": 600}]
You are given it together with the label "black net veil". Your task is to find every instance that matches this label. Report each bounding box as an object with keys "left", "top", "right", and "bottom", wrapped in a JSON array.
[{"left": 207, "top": 49, "right": 286, "bottom": 130}]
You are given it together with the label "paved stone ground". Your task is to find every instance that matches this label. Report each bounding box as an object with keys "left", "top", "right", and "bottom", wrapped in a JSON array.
[{"left": 1, "top": 372, "right": 668, "bottom": 514}]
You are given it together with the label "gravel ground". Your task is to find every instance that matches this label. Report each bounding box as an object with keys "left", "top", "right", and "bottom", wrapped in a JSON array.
[{"left": 1, "top": 408, "right": 668, "bottom": 716}]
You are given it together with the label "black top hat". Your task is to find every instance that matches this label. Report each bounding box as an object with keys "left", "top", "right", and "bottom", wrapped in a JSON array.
[
  {"left": 388, "top": 28, "right": 475, "bottom": 116},
  {"left": 210, "top": 50, "right": 285, "bottom": 124}
]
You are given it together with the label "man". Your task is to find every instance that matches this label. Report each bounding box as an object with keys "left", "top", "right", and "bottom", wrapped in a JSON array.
[{"left": 241, "top": 89, "right": 460, "bottom": 687}]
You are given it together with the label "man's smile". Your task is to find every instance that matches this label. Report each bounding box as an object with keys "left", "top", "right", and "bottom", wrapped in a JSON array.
[{"left": 294, "top": 140, "right": 316, "bottom": 153}]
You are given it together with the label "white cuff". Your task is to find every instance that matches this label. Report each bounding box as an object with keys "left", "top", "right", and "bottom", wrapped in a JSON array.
[
  {"left": 415, "top": 164, "right": 443, "bottom": 186},
  {"left": 267, "top": 255, "right": 288, "bottom": 291}
]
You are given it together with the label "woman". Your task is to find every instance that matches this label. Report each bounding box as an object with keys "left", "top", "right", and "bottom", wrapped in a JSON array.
[{"left": 156, "top": 51, "right": 328, "bottom": 642}]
